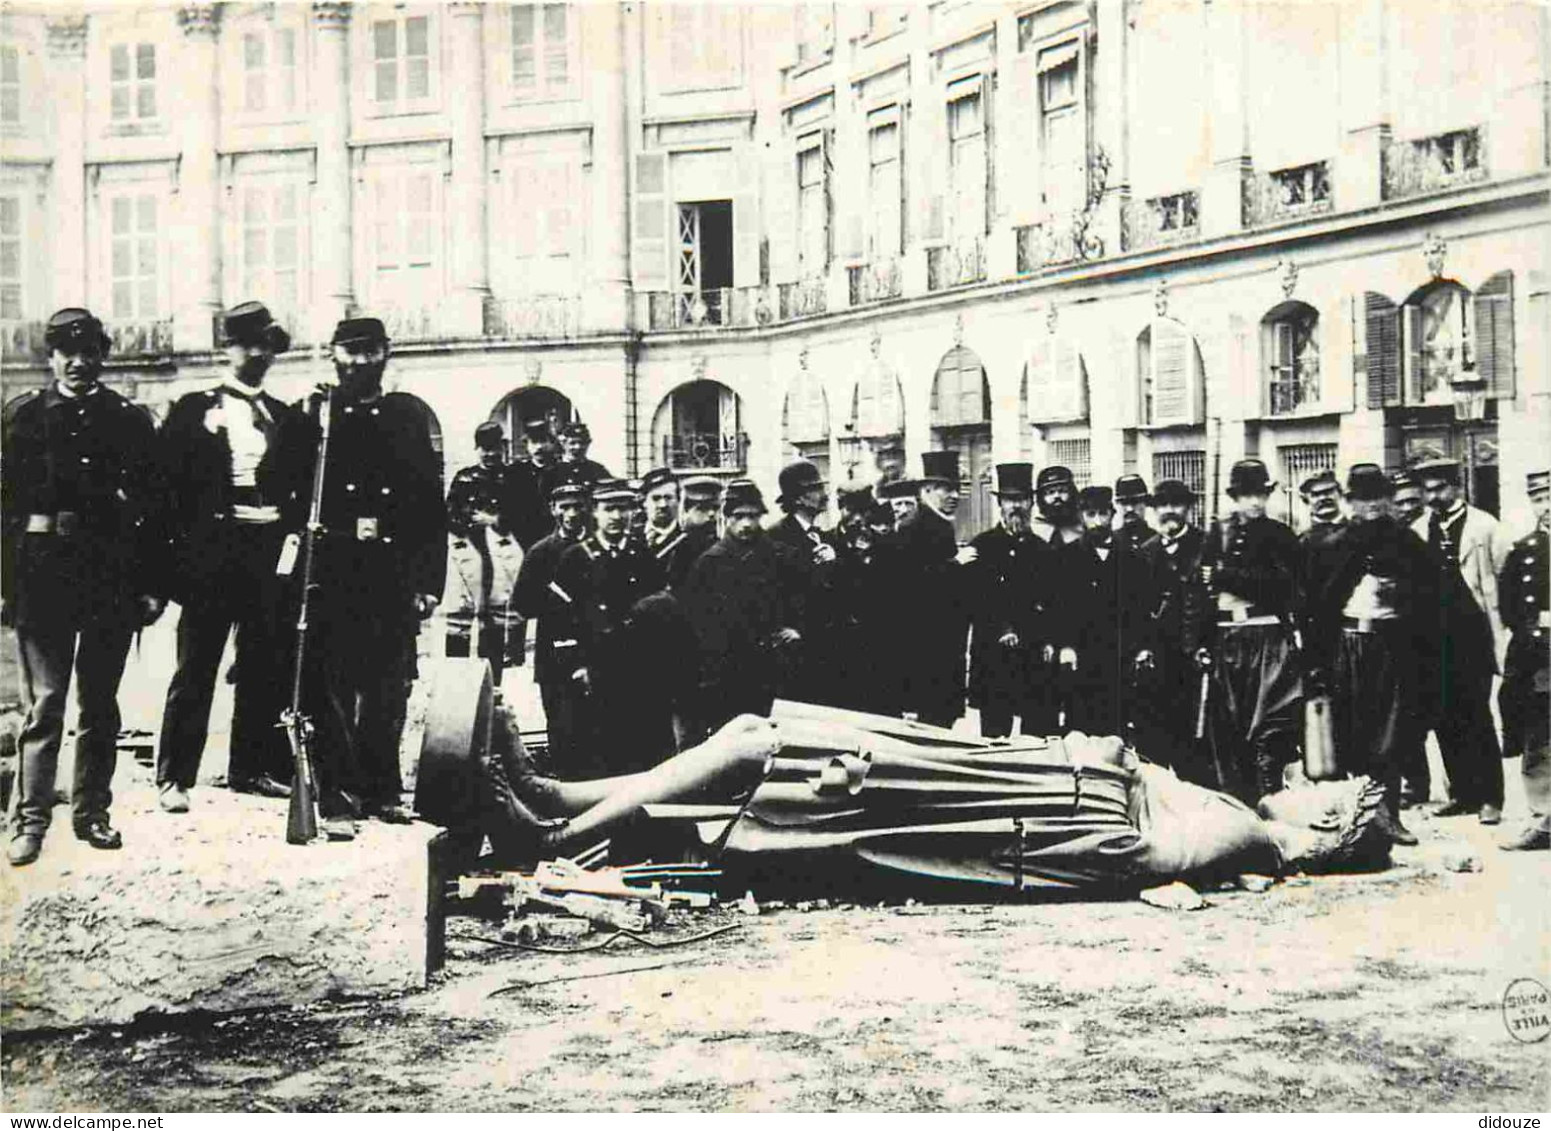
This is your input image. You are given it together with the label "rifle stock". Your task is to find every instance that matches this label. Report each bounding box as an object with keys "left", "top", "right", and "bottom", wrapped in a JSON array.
[{"left": 1195, "top": 415, "right": 1225, "bottom": 742}]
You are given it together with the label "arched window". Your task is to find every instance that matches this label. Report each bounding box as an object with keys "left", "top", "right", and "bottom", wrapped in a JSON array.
[
  {"left": 1136, "top": 319, "right": 1205, "bottom": 426},
  {"left": 651, "top": 380, "right": 746, "bottom": 472},
  {"left": 1262, "top": 300, "right": 1320, "bottom": 416},
  {"left": 782, "top": 364, "right": 830, "bottom": 482},
  {"left": 492, "top": 385, "right": 576, "bottom": 462},
  {"left": 1403, "top": 280, "right": 1471, "bottom": 406},
  {"left": 931, "top": 344, "right": 993, "bottom": 539},
  {"left": 930, "top": 344, "right": 991, "bottom": 427}
]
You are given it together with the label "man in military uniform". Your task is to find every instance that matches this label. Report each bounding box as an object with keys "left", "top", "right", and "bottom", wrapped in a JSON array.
[
  {"left": 1113, "top": 474, "right": 1156, "bottom": 552},
  {"left": 1135, "top": 478, "right": 1210, "bottom": 781},
  {"left": 510, "top": 420, "right": 563, "bottom": 549},
  {"left": 3, "top": 308, "right": 166, "bottom": 865},
  {"left": 1196, "top": 459, "right": 1305, "bottom": 806},
  {"left": 551, "top": 421, "right": 612, "bottom": 492},
  {"left": 266, "top": 317, "right": 446, "bottom": 830},
  {"left": 155, "top": 301, "right": 297, "bottom": 814},
  {"left": 1391, "top": 470, "right": 1426, "bottom": 527},
  {"left": 639, "top": 466, "right": 681, "bottom": 554},
  {"left": 551, "top": 479, "right": 669, "bottom": 775},
  {"left": 1412, "top": 458, "right": 1507, "bottom": 825},
  {"left": 827, "top": 484, "right": 903, "bottom": 716},
  {"left": 1301, "top": 465, "right": 1438, "bottom": 846},
  {"left": 444, "top": 421, "right": 525, "bottom": 682},
  {"left": 966, "top": 464, "right": 1049, "bottom": 738},
  {"left": 1031, "top": 465, "right": 1083, "bottom": 547},
  {"left": 658, "top": 475, "right": 721, "bottom": 590},
  {"left": 895, "top": 452, "right": 976, "bottom": 728},
  {"left": 1498, "top": 469, "right": 1550, "bottom": 851}
]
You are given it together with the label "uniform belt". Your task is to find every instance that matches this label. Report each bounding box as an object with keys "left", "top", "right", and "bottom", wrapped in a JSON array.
[
  {"left": 1216, "top": 604, "right": 1277, "bottom": 626},
  {"left": 324, "top": 518, "right": 394, "bottom": 544},
  {"left": 1340, "top": 615, "right": 1400, "bottom": 634},
  {"left": 228, "top": 486, "right": 271, "bottom": 508},
  {"left": 25, "top": 511, "right": 86, "bottom": 536}
]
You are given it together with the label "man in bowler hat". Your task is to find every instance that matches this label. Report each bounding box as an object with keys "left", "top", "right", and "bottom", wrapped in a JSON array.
[{"left": 1113, "top": 474, "right": 1156, "bottom": 552}]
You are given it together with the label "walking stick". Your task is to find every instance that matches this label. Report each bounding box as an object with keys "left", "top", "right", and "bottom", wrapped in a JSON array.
[
  {"left": 1195, "top": 415, "right": 1223, "bottom": 741},
  {"left": 283, "top": 384, "right": 333, "bottom": 845}
]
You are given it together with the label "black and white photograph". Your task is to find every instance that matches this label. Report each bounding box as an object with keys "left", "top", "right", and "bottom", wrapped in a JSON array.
[{"left": 0, "top": 0, "right": 1547, "bottom": 1116}]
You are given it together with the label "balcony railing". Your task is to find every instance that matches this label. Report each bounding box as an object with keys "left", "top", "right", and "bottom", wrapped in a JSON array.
[
  {"left": 661, "top": 430, "right": 749, "bottom": 472},
  {"left": 1015, "top": 213, "right": 1105, "bottom": 274},
  {"left": 483, "top": 294, "right": 583, "bottom": 340},
  {"left": 926, "top": 238, "right": 986, "bottom": 292},
  {"left": 1268, "top": 368, "right": 1321, "bottom": 416},
  {"left": 778, "top": 276, "right": 828, "bottom": 320},
  {"left": 1120, "top": 190, "right": 1200, "bottom": 252},
  {"left": 1, "top": 319, "right": 47, "bottom": 361},
  {"left": 1243, "top": 161, "right": 1333, "bottom": 227},
  {"left": 1382, "top": 126, "right": 1488, "bottom": 201},
  {"left": 377, "top": 303, "right": 442, "bottom": 343},
  {"left": 847, "top": 260, "right": 903, "bottom": 306},
  {"left": 109, "top": 318, "right": 174, "bottom": 358},
  {"left": 640, "top": 287, "right": 775, "bottom": 331}
]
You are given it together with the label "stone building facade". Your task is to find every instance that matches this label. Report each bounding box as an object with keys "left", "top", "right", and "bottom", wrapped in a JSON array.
[{"left": 2, "top": 0, "right": 1547, "bottom": 537}]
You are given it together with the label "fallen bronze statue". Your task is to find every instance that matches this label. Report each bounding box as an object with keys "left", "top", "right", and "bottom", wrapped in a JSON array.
[{"left": 415, "top": 660, "right": 1393, "bottom": 895}]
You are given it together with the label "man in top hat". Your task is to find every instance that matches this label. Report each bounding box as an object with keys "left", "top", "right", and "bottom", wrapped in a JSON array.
[
  {"left": 878, "top": 477, "right": 919, "bottom": 526},
  {"left": 509, "top": 419, "right": 564, "bottom": 549},
  {"left": 1031, "top": 465, "right": 1083, "bottom": 546},
  {"left": 265, "top": 316, "right": 446, "bottom": 831},
  {"left": 1411, "top": 457, "right": 1507, "bottom": 824},
  {"left": 551, "top": 421, "right": 612, "bottom": 492},
  {"left": 679, "top": 479, "right": 813, "bottom": 735},
  {"left": 443, "top": 420, "right": 527, "bottom": 683},
  {"left": 966, "top": 464, "right": 1051, "bottom": 737},
  {"left": 1113, "top": 474, "right": 1156, "bottom": 553},
  {"left": 1048, "top": 485, "right": 1159, "bottom": 738},
  {"left": 893, "top": 451, "right": 977, "bottom": 728},
  {"left": 1195, "top": 458, "right": 1305, "bottom": 806},
  {"left": 3, "top": 308, "right": 166, "bottom": 865},
  {"left": 822, "top": 483, "right": 903, "bottom": 716},
  {"left": 1390, "top": 470, "right": 1426, "bottom": 528},
  {"left": 155, "top": 300, "right": 299, "bottom": 814},
  {"left": 1134, "top": 478, "right": 1211, "bottom": 781},
  {"left": 1497, "top": 469, "right": 1551, "bottom": 850},
  {"left": 1301, "top": 464, "right": 1440, "bottom": 846},
  {"left": 551, "top": 478, "right": 671, "bottom": 774}
]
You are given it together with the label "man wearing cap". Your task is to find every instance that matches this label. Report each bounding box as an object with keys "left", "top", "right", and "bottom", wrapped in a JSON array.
[
  {"left": 680, "top": 480, "right": 813, "bottom": 733},
  {"left": 445, "top": 421, "right": 526, "bottom": 682},
  {"left": 509, "top": 420, "right": 564, "bottom": 548},
  {"left": 1031, "top": 465, "right": 1083, "bottom": 547},
  {"left": 1301, "top": 465, "right": 1439, "bottom": 846},
  {"left": 826, "top": 484, "right": 904, "bottom": 715},
  {"left": 155, "top": 301, "right": 298, "bottom": 813},
  {"left": 894, "top": 452, "right": 976, "bottom": 728},
  {"left": 1298, "top": 470, "right": 1348, "bottom": 618},
  {"left": 1497, "top": 470, "right": 1550, "bottom": 850},
  {"left": 265, "top": 317, "right": 447, "bottom": 828},
  {"left": 1390, "top": 470, "right": 1426, "bottom": 528},
  {"left": 551, "top": 421, "right": 612, "bottom": 492},
  {"left": 2, "top": 308, "right": 166, "bottom": 865},
  {"left": 639, "top": 467, "right": 681, "bottom": 554},
  {"left": 1411, "top": 457, "right": 1507, "bottom": 824},
  {"left": 1113, "top": 474, "right": 1156, "bottom": 553},
  {"left": 1135, "top": 478, "right": 1211, "bottom": 780},
  {"left": 966, "top": 464, "right": 1049, "bottom": 737},
  {"left": 1049, "top": 485, "right": 1158, "bottom": 738},
  {"left": 1196, "top": 458, "right": 1305, "bottom": 806},
  {"left": 660, "top": 476, "right": 722, "bottom": 590},
  {"left": 552, "top": 479, "right": 671, "bottom": 773},
  {"left": 878, "top": 477, "right": 918, "bottom": 527}
]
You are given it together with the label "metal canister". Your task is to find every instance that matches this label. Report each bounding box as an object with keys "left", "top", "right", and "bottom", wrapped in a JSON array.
[{"left": 1303, "top": 694, "right": 1339, "bottom": 781}]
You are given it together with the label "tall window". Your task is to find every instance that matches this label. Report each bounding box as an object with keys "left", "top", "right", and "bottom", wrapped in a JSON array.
[
  {"left": 947, "top": 79, "right": 987, "bottom": 240},
  {"left": 242, "top": 27, "right": 299, "bottom": 115},
  {"left": 1039, "top": 43, "right": 1082, "bottom": 214},
  {"left": 110, "top": 42, "right": 157, "bottom": 122},
  {"left": 240, "top": 182, "right": 303, "bottom": 321},
  {"left": 372, "top": 15, "right": 430, "bottom": 106},
  {"left": 510, "top": 160, "right": 576, "bottom": 279},
  {"left": 1, "top": 45, "right": 20, "bottom": 125},
  {"left": 511, "top": 4, "right": 572, "bottom": 98},
  {"left": 1264, "top": 303, "right": 1320, "bottom": 416},
  {"left": 1405, "top": 282, "right": 1470, "bottom": 405},
  {"left": 371, "top": 170, "right": 438, "bottom": 297},
  {"left": 0, "top": 195, "right": 21, "bottom": 320},
  {"left": 110, "top": 194, "right": 159, "bottom": 320},
  {"left": 867, "top": 112, "right": 903, "bottom": 260},
  {"left": 796, "top": 137, "right": 828, "bottom": 276}
]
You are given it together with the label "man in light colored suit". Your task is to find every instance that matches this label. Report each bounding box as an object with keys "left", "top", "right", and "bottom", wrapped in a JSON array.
[{"left": 1412, "top": 458, "right": 1508, "bottom": 825}]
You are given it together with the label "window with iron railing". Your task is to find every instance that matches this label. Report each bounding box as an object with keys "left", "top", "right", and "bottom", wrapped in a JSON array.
[
  {"left": 1153, "top": 449, "right": 1207, "bottom": 526},
  {"left": 1264, "top": 303, "right": 1321, "bottom": 416},
  {"left": 1383, "top": 126, "right": 1487, "bottom": 200},
  {"left": 1046, "top": 438, "right": 1092, "bottom": 488}
]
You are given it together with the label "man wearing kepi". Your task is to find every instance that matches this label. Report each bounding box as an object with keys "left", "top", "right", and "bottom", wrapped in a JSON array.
[
  {"left": 266, "top": 317, "right": 446, "bottom": 828},
  {"left": 1301, "top": 464, "right": 1438, "bottom": 846},
  {"left": 660, "top": 475, "right": 722, "bottom": 590},
  {"left": 1412, "top": 457, "right": 1507, "bottom": 825},
  {"left": 156, "top": 301, "right": 297, "bottom": 813},
  {"left": 445, "top": 421, "right": 524, "bottom": 682},
  {"left": 2, "top": 308, "right": 165, "bottom": 865},
  {"left": 1496, "top": 469, "right": 1550, "bottom": 851},
  {"left": 967, "top": 463, "right": 1049, "bottom": 738},
  {"left": 895, "top": 451, "right": 976, "bottom": 728},
  {"left": 1196, "top": 458, "right": 1304, "bottom": 806},
  {"left": 1031, "top": 464, "right": 1083, "bottom": 547}
]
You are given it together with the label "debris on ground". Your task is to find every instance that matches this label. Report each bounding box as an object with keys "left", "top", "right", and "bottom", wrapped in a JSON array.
[
  {"left": 1139, "top": 881, "right": 1207, "bottom": 911},
  {"left": 1237, "top": 873, "right": 1275, "bottom": 893}
]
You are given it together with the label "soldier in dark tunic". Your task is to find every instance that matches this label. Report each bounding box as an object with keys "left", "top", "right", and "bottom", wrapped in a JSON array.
[
  {"left": 1049, "top": 485, "right": 1158, "bottom": 739},
  {"left": 895, "top": 452, "right": 976, "bottom": 728},
  {"left": 1134, "top": 478, "right": 1210, "bottom": 782},
  {"left": 1301, "top": 464, "right": 1438, "bottom": 846},
  {"left": 658, "top": 475, "right": 721, "bottom": 590},
  {"left": 265, "top": 317, "right": 447, "bottom": 831},
  {"left": 639, "top": 466, "right": 681, "bottom": 555},
  {"left": 1113, "top": 474, "right": 1156, "bottom": 553},
  {"left": 445, "top": 420, "right": 525, "bottom": 681},
  {"left": 1388, "top": 468, "right": 1430, "bottom": 808},
  {"left": 967, "top": 464, "right": 1049, "bottom": 737},
  {"left": 550, "top": 421, "right": 612, "bottom": 492},
  {"left": 509, "top": 420, "right": 564, "bottom": 549},
  {"left": 1197, "top": 459, "right": 1305, "bottom": 806},
  {"left": 156, "top": 301, "right": 297, "bottom": 812},
  {"left": 3, "top": 309, "right": 166, "bottom": 866},
  {"left": 1497, "top": 469, "right": 1550, "bottom": 851}
]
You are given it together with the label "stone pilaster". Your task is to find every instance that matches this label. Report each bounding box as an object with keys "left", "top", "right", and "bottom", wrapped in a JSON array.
[
  {"left": 46, "top": 18, "right": 89, "bottom": 311},
  {"left": 173, "top": 5, "right": 221, "bottom": 351},
  {"left": 313, "top": 2, "right": 354, "bottom": 339},
  {"left": 444, "top": 2, "right": 488, "bottom": 337}
]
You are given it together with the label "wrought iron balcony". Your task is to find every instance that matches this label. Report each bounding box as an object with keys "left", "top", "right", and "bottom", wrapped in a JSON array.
[
  {"left": 1268, "top": 368, "right": 1321, "bottom": 416},
  {"left": 778, "top": 277, "right": 828, "bottom": 320},
  {"left": 108, "top": 318, "right": 174, "bottom": 358},
  {"left": 1120, "top": 190, "right": 1200, "bottom": 252},
  {"left": 847, "top": 260, "right": 903, "bottom": 306},
  {"left": 1243, "top": 161, "right": 1333, "bottom": 227},
  {"left": 926, "top": 238, "right": 986, "bottom": 292},
  {"left": 1, "top": 319, "right": 47, "bottom": 361},
  {"left": 1015, "top": 213, "right": 1105, "bottom": 274},
  {"left": 483, "top": 294, "right": 583, "bottom": 340},
  {"left": 376, "top": 303, "right": 443, "bottom": 343},
  {"left": 1382, "top": 126, "right": 1487, "bottom": 201},
  {"left": 661, "top": 429, "right": 749, "bottom": 472},
  {"left": 640, "top": 288, "right": 773, "bottom": 331}
]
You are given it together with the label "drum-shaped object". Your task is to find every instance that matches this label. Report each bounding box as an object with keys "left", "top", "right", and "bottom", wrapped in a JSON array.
[{"left": 414, "top": 657, "right": 494, "bottom": 826}]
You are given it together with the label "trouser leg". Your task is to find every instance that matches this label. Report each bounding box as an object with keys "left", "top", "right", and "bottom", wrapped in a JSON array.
[
  {"left": 980, "top": 705, "right": 1013, "bottom": 739},
  {"left": 1523, "top": 724, "right": 1551, "bottom": 824},
  {"left": 1436, "top": 661, "right": 1504, "bottom": 808},
  {"left": 230, "top": 570, "right": 292, "bottom": 784},
  {"left": 356, "top": 623, "right": 412, "bottom": 805},
  {"left": 14, "top": 619, "right": 76, "bottom": 836},
  {"left": 156, "top": 603, "right": 233, "bottom": 789},
  {"left": 70, "top": 619, "right": 134, "bottom": 827}
]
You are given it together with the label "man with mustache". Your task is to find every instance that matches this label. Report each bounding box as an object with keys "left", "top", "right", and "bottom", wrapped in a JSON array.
[
  {"left": 826, "top": 484, "right": 905, "bottom": 717},
  {"left": 1113, "top": 474, "right": 1157, "bottom": 552},
  {"left": 1497, "top": 469, "right": 1550, "bottom": 851},
  {"left": 1030, "top": 464, "right": 1083, "bottom": 547}
]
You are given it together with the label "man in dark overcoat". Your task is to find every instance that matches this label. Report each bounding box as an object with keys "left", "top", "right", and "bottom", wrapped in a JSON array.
[
  {"left": 1113, "top": 474, "right": 1156, "bottom": 552},
  {"left": 824, "top": 484, "right": 904, "bottom": 716}
]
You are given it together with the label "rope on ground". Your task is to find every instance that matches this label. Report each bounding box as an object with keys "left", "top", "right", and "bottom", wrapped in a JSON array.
[{"left": 449, "top": 920, "right": 743, "bottom": 956}]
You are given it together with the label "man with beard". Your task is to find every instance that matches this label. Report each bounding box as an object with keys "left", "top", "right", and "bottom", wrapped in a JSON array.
[
  {"left": 1113, "top": 474, "right": 1156, "bottom": 552},
  {"left": 510, "top": 420, "right": 564, "bottom": 549},
  {"left": 3, "top": 309, "right": 165, "bottom": 865},
  {"left": 1301, "top": 464, "right": 1438, "bottom": 846},
  {"left": 967, "top": 464, "right": 1049, "bottom": 738},
  {"left": 551, "top": 421, "right": 612, "bottom": 492},
  {"left": 825, "top": 484, "right": 903, "bottom": 716},
  {"left": 512, "top": 482, "right": 593, "bottom": 772},
  {"left": 1049, "top": 485, "right": 1158, "bottom": 738},
  {"left": 156, "top": 301, "right": 297, "bottom": 812},
  {"left": 679, "top": 480, "right": 812, "bottom": 732},
  {"left": 444, "top": 421, "right": 525, "bottom": 682},
  {"left": 895, "top": 452, "right": 976, "bottom": 728},
  {"left": 1412, "top": 458, "right": 1508, "bottom": 825},
  {"left": 1135, "top": 478, "right": 1211, "bottom": 781},
  {"left": 879, "top": 477, "right": 918, "bottom": 527},
  {"left": 1022, "top": 464, "right": 1083, "bottom": 733},
  {"left": 1195, "top": 459, "right": 1305, "bottom": 807},
  {"left": 1497, "top": 469, "right": 1550, "bottom": 851},
  {"left": 265, "top": 317, "right": 446, "bottom": 832},
  {"left": 1031, "top": 465, "right": 1083, "bottom": 547},
  {"left": 1298, "top": 470, "right": 1348, "bottom": 632}
]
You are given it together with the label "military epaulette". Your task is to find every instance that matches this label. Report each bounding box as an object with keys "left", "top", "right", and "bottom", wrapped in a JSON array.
[{"left": 1, "top": 387, "right": 41, "bottom": 424}]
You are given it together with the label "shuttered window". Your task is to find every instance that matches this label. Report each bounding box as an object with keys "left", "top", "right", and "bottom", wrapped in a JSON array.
[
  {"left": 853, "top": 362, "right": 905, "bottom": 438},
  {"left": 0, "top": 194, "right": 22, "bottom": 320},
  {"left": 1141, "top": 320, "right": 1199, "bottom": 426},
  {"left": 110, "top": 42, "right": 157, "bottom": 122},
  {"left": 1, "top": 45, "right": 20, "bottom": 125},
  {"left": 1025, "top": 336, "right": 1087, "bottom": 424},
  {"left": 1473, "top": 271, "right": 1515, "bottom": 399},
  {"left": 631, "top": 153, "right": 667, "bottom": 289},
  {"left": 931, "top": 345, "right": 989, "bottom": 427},
  {"left": 796, "top": 134, "right": 830, "bottom": 277},
  {"left": 511, "top": 4, "right": 573, "bottom": 98},
  {"left": 784, "top": 368, "right": 829, "bottom": 446},
  {"left": 867, "top": 111, "right": 904, "bottom": 260},
  {"left": 1359, "top": 292, "right": 1401, "bottom": 409},
  {"left": 372, "top": 14, "right": 432, "bottom": 107},
  {"left": 239, "top": 181, "right": 304, "bottom": 326},
  {"left": 110, "top": 193, "right": 159, "bottom": 319}
]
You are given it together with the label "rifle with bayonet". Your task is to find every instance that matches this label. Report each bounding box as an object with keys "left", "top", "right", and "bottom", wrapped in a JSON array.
[{"left": 1195, "top": 415, "right": 1224, "bottom": 740}]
